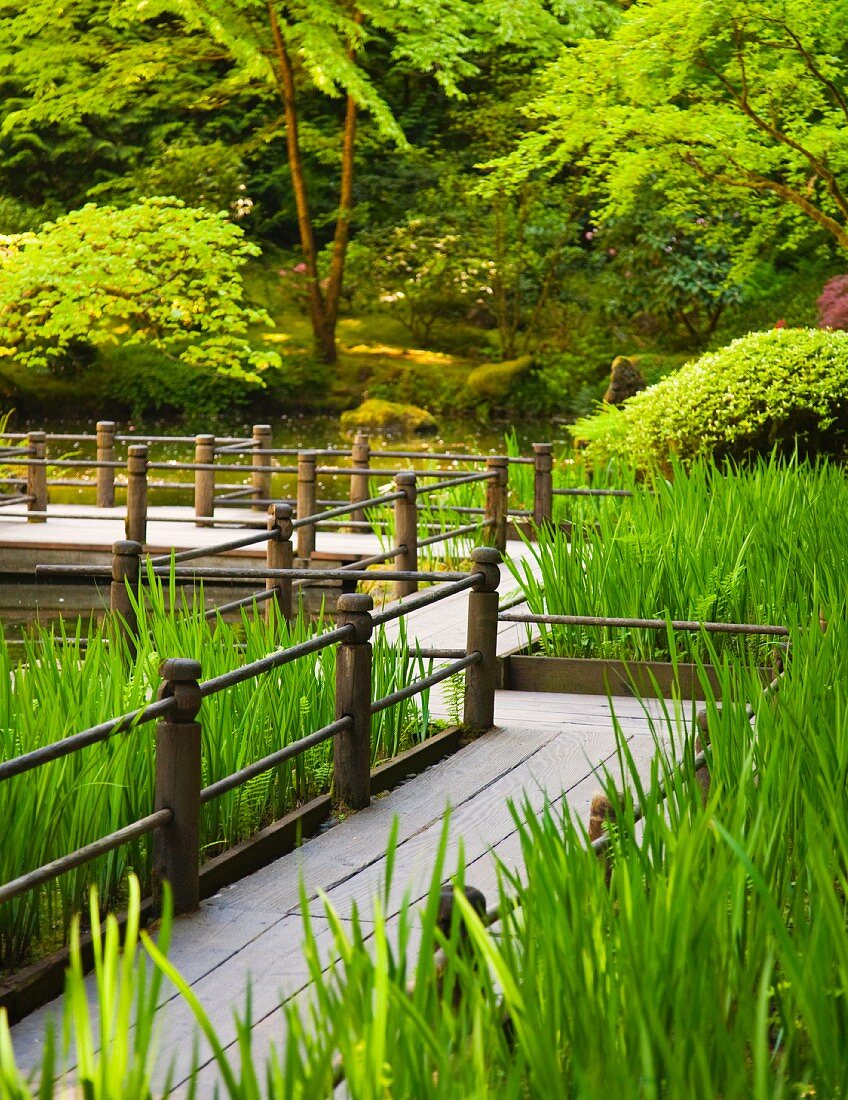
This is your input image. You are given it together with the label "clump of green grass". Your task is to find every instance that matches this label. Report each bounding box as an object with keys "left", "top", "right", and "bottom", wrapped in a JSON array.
[
  {"left": 511, "top": 455, "right": 847, "bottom": 662},
  {"left": 0, "top": 576, "right": 436, "bottom": 972}
]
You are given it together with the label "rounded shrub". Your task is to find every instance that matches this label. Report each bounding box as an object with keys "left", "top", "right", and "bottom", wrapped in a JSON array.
[{"left": 572, "top": 328, "right": 848, "bottom": 466}]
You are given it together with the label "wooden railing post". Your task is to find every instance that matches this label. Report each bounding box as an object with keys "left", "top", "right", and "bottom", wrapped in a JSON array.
[
  {"left": 194, "top": 434, "right": 215, "bottom": 527},
  {"left": 125, "top": 443, "right": 148, "bottom": 545},
  {"left": 110, "top": 540, "right": 141, "bottom": 657},
  {"left": 153, "top": 658, "right": 202, "bottom": 916},
  {"left": 694, "top": 709, "right": 712, "bottom": 804},
  {"left": 297, "top": 451, "right": 317, "bottom": 560},
  {"left": 96, "top": 420, "right": 116, "bottom": 508},
  {"left": 532, "top": 443, "right": 553, "bottom": 530},
  {"left": 267, "top": 503, "right": 294, "bottom": 622},
  {"left": 484, "top": 456, "right": 508, "bottom": 552},
  {"left": 349, "top": 431, "right": 371, "bottom": 528},
  {"left": 588, "top": 791, "right": 618, "bottom": 884},
  {"left": 463, "top": 547, "right": 501, "bottom": 731},
  {"left": 26, "top": 431, "right": 47, "bottom": 523},
  {"left": 394, "top": 471, "right": 418, "bottom": 599},
  {"left": 334, "top": 593, "right": 373, "bottom": 811},
  {"left": 251, "top": 423, "right": 272, "bottom": 511}
]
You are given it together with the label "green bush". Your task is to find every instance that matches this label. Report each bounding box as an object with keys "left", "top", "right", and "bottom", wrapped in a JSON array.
[{"left": 572, "top": 328, "right": 848, "bottom": 466}]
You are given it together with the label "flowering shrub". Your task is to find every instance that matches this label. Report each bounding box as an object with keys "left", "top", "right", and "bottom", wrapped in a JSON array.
[
  {"left": 572, "top": 329, "right": 848, "bottom": 466},
  {"left": 817, "top": 275, "right": 848, "bottom": 330}
]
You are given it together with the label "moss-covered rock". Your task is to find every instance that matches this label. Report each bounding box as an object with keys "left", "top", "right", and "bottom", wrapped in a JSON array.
[
  {"left": 463, "top": 355, "right": 533, "bottom": 404},
  {"left": 603, "top": 355, "right": 646, "bottom": 405},
  {"left": 340, "top": 398, "right": 437, "bottom": 436}
]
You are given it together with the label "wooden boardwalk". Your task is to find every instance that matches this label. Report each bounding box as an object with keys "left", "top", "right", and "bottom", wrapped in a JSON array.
[{"left": 4, "top": 510, "right": 690, "bottom": 1091}]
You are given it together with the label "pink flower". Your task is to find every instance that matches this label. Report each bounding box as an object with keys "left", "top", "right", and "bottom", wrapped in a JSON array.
[{"left": 293, "top": 262, "right": 307, "bottom": 274}]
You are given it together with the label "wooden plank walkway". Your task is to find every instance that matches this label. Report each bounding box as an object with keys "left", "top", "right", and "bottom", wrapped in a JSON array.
[
  {"left": 10, "top": 698, "right": 680, "bottom": 1092},
  {"left": 4, "top": 509, "right": 691, "bottom": 1091}
]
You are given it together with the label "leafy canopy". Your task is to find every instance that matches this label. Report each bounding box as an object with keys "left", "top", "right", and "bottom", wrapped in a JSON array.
[
  {"left": 0, "top": 197, "right": 277, "bottom": 380},
  {"left": 501, "top": 0, "right": 848, "bottom": 252}
]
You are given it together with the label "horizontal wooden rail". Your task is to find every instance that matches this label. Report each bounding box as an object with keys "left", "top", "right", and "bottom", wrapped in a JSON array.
[
  {"left": 552, "top": 487, "right": 636, "bottom": 497},
  {"left": 200, "top": 718, "right": 351, "bottom": 804},
  {"left": 148, "top": 529, "right": 276, "bottom": 566},
  {"left": 0, "top": 810, "right": 173, "bottom": 906},
  {"left": 203, "top": 589, "right": 277, "bottom": 619},
  {"left": 371, "top": 573, "right": 483, "bottom": 627},
  {"left": 498, "top": 612, "right": 790, "bottom": 636},
  {"left": 416, "top": 470, "right": 496, "bottom": 495},
  {"left": 0, "top": 696, "right": 177, "bottom": 782},
  {"left": 370, "top": 653, "right": 480, "bottom": 715},
  {"left": 417, "top": 522, "right": 481, "bottom": 548}
]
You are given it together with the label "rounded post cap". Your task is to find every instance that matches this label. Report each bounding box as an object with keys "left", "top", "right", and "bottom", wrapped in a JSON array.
[
  {"left": 128, "top": 443, "right": 148, "bottom": 456},
  {"left": 395, "top": 470, "right": 416, "bottom": 486},
  {"left": 532, "top": 442, "right": 553, "bottom": 453},
  {"left": 97, "top": 420, "right": 116, "bottom": 431},
  {"left": 252, "top": 423, "right": 272, "bottom": 434},
  {"left": 486, "top": 455, "right": 509, "bottom": 467},
  {"left": 195, "top": 433, "right": 215, "bottom": 444},
  {"left": 337, "top": 593, "right": 374, "bottom": 614},
  {"left": 269, "top": 502, "right": 293, "bottom": 519},
  {"left": 471, "top": 547, "right": 502, "bottom": 565},
  {"left": 159, "top": 658, "right": 202, "bottom": 682},
  {"left": 112, "top": 540, "right": 142, "bottom": 556}
]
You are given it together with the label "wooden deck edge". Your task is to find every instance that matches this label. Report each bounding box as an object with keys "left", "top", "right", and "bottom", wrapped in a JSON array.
[
  {"left": 503, "top": 654, "right": 772, "bottom": 701},
  {"left": 0, "top": 724, "right": 467, "bottom": 1025}
]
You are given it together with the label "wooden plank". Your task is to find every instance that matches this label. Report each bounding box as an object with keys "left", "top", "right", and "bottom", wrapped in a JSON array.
[{"left": 504, "top": 654, "right": 729, "bottom": 700}]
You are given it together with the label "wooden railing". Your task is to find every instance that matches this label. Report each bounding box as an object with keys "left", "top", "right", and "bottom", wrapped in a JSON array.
[
  {"left": 0, "top": 547, "right": 503, "bottom": 919},
  {"left": 0, "top": 424, "right": 541, "bottom": 534}
]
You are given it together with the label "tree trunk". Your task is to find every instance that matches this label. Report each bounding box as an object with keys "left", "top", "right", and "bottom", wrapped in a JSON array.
[
  {"left": 267, "top": 2, "right": 338, "bottom": 364},
  {"left": 325, "top": 88, "right": 358, "bottom": 337}
]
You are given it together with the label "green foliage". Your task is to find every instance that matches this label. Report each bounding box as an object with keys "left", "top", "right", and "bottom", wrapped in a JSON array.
[
  {"left": 504, "top": 0, "right": 848, "bottom": 259},
  {"left": 511, "top": 455, "right": 846, "bottom": 661},
  {"left": 573, "top": 329, "right": 848, "bottom": 466},
  {"left": 0, "top": 198, "right": 278, "bottom": 381},
  {"left": 346, "top": 222, "right": 497, "bottom": 346}
]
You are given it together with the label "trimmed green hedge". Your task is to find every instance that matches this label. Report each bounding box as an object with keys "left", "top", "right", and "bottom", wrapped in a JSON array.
[{"left": 572, "top": 329, "right": 848, "bottom": 465}]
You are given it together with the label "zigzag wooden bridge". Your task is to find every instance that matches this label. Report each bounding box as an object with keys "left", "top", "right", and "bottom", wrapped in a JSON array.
[{"left": 3, "top": 427, "right": 772, "bottom": 1093}]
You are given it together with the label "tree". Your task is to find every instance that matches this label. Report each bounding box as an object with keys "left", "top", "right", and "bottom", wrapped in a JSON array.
[
  {"left": 0, "top": 198, "right": 277, "bottom": 379},
  {"left": 1, "top": 0, "right": 616, "bottom": 364},
  {"left": 0, "top": 0, "right": 485, "bottom": 364},
  {"left": 503, "top": 0, "right": 848, "bottom": 258}
]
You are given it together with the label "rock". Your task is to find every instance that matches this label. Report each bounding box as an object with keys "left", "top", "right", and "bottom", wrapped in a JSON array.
[
  {"left": 340, "top": 398, "right": 437, "bottom": 436},
  {"left": 603, "top": 355, "right": 646, "bottom": 405},
  {"left": 463, "top": 355, "right": 533, "bottom": 404}
]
